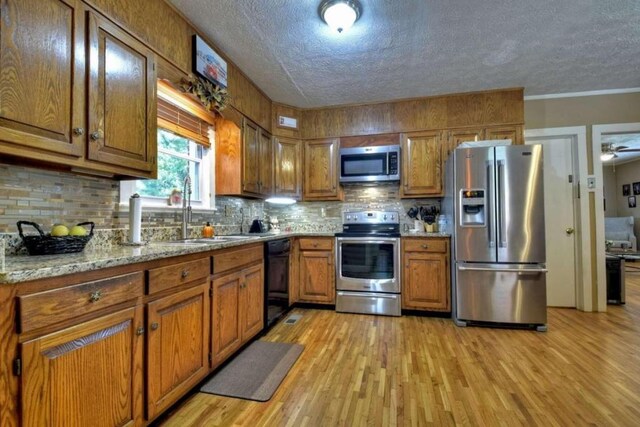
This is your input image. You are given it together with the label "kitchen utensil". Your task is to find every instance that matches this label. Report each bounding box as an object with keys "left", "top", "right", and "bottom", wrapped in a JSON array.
[
  {"left": 407, "top": 206, "right": 419, "bottom": 219},
  {"left": 249, "top": 219, "right": 268, "bottom": 233}
]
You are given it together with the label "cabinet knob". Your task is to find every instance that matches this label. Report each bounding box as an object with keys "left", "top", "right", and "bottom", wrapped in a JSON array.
[
  {"left": 136, "top": 327, "right": 145, "bottom": 336},
  {"left": 73, "top": 127, "right": 84, "bottom": 136},
  {"left": 90, "top": 131, "right": 102, "bottom": 141},
  {"left": 89, "top": 290, "right": 102, "bottom": 303},
  {"left": 421, "top": 244, "right": 429, "bottom": 249},
  {"left": 181, "top": 269, "right": 189, "bottom": 279},
  {"left": 150, "top": 322, "right": 159, "bottom": 331}
]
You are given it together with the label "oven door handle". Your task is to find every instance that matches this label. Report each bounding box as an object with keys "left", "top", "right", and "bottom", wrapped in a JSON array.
[{"left": 336, "top": 237, "right": 400, "bottom": 245}]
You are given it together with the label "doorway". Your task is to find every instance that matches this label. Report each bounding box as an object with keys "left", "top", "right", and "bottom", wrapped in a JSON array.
[
  {"left": 593, "top": 123, "right": 640, "bottom": 310},
  {"left": 525, "top": 127, "right": 591, "bottom": 309}
]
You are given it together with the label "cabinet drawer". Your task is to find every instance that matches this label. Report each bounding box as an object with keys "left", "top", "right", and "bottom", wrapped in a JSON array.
[
  {"left": 403, "top": 238, "right": 448, "bottom": 253},
  {"left": 148, "top": 257, "right": 210, "bottom": 294},
  {"left": 18, "top": 272, "right": 144, "bottom": 333},
  {"left": 214, "top": 244, "right": 263, "bottom": 275},
  {"left": 299, "top": 238, "right": 333, "bottom": 251}
]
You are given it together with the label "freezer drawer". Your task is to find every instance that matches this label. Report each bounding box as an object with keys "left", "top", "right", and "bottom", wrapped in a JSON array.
[
  {"left": 336, "top": 291, "right": 401, "bottom": 316},
  {"left": 455, "top": 263, "right": 547, "bottom": 325}
]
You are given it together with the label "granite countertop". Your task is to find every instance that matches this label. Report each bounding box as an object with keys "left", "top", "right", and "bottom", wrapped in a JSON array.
[
  {"left": 0, "top": 231, "right": 449, "bottom": 285},
  {"left": 0, "top": 232, "right": 335, "bottom": 285}
]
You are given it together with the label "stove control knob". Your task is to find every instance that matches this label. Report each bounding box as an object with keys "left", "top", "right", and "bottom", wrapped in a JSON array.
[
  {"left": 383, "top": 215, "right": 388, "bottom": 220},
  {"left": 346, "top": 215, "right": 352, "bottom": 221}
]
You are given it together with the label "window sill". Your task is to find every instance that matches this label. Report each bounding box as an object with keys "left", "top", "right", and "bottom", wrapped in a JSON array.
[{"left": 118, "top": 203, "right": 217, "bottom": 214}]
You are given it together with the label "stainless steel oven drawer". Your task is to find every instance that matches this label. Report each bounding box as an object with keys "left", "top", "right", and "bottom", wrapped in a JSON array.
[{"left": 336, "top": 291, "right": 401, "bottom": 316}]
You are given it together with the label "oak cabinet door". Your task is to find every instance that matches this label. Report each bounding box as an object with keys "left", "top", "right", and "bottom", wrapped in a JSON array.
[
  {"left": 445, "top": 128, "right": 484, "bottom": 164},
  {"left": 401, "top": 131, "right": 443, "bottom": 197},
  {"left": 242, "top": 119, "right": 260, "bottom": 195},
  {"left": 146, "top": 284, "right": 209, "bottom": 420},
  {"left": 299, "top": 250, "right": 335, "bottom": 303},
  {"left": 304, "top": 138, "right": 340, "bottom": 200},
  {"left": 21, "top": 307, "right": 143, "bottom": 427},
  {"left": 240, "top": 263, "right": 264, "bottom": 342},
  {"left": 0, "top": 0, "right": 85, "bottom": 158},
  {"left": 485, "top": 125, "right": 523, "bottom": 145},
  {"left": 258, "top": 128, "right": 274, "bottom": 196},
  {"left": 402, "top": 252, "right": 449, "bottom": 311},
  {"left": 212, "top": 271, "right": 242, "bottom": 366},
  {"left": 274, "top": 137, "right": 302, "bottom": 199},
  {"left": 86, "top": 11, "right": 156, "bottom": 173}
]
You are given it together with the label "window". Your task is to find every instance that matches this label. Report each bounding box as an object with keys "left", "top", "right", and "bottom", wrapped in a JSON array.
[{"left": 120, "top": 91, "right": 215, "bottom": 210}]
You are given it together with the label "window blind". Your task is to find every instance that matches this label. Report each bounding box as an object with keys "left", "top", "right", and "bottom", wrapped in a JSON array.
[{"left": 157, "top": 98, "right": 211, "bottom": 147}]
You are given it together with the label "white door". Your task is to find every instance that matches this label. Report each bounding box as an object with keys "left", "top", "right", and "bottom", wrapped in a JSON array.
[{"left": 525, "top": 136, "right": 577, "bottom": 307}]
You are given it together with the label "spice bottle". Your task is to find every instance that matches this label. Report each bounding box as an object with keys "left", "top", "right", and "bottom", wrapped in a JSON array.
[{"left": 202, "top": 222, "right": 214, "bottom": 238}]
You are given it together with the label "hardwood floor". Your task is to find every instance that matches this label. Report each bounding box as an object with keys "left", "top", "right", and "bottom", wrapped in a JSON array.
[{"left": 159, "top": 273, "right": 640, "bottom": 426}]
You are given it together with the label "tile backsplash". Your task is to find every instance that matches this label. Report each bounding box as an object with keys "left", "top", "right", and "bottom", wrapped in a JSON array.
[{"left": 1, "top": 162, "right": 440, "bottom": 254}]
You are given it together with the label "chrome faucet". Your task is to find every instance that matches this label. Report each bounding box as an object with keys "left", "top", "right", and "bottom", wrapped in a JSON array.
[{"left": 181, "top": 175, "right": 192, "bottom": 239}]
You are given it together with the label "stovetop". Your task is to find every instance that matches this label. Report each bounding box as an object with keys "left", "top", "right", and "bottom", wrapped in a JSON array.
[{"left": 335, "top": 210, "right": 400, "bottom": 237}]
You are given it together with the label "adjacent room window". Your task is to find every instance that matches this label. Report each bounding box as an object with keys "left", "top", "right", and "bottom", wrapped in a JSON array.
[{"left": 120, "top": 96, "right": 215, "bottom": 209}]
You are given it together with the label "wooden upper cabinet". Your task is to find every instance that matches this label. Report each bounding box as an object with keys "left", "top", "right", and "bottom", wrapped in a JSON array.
[
  {"left": 258, "top": 128, "right": 274, "bottom": 196},
  {"left": 445, "top": 128, "right": 484, "bottom": 164},
  {"left": 304, "top": 138, "right": 340, "bottom": 200},
  {"left": 485, "top": 125, "right": 523, "bottom": 145},
  {"left": 20, "top": 307, "right": 144, "bottom": 427},
  {"left": 274, "top": 137, "right": 302, "bottom": 199},
  {"left": 242, "top": 118, "right": 260, "bottom": 195},
  {"left": 0, "top": 0, "right": 85, "bottom": 158},
  {"left": 146, "top": 283, "right": 210, "bottom": 420},
  {"left": 401, "top": 131, "right": 443, "bottom": 197},
  {"left": 86, "top": 11, "right": 156, "bottom": 173}
]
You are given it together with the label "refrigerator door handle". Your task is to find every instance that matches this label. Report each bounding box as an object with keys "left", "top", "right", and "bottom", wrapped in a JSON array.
[
  {"left": 487, "top": 161, "right": 495, "bottom": 248},
  {"left": 458, "top": 266, "right": 548, "bottom": 274},
  {"left": 497, "top": 160, "right": 507, "bottom": 248}
]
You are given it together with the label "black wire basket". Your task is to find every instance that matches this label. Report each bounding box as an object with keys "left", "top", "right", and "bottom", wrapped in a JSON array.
[{"left": 17, "top": 221, "right": 95, "bottom": 255}]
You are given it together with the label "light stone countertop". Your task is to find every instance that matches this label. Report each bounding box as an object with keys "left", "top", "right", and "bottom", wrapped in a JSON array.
[
  {"left": 0, "top": 232, "right": 334, "bottom": 285},
  {"left": 0, "top": 231, "right": 449, "bottom": 285}
]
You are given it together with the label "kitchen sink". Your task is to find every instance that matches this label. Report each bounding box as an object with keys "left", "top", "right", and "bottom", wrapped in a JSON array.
[{"left": 168, "top": 236, "right": 258, "bottom": 244}]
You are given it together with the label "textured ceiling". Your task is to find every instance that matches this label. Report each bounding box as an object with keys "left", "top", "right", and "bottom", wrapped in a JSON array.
[{"left": 168, "top": 0, "right": 640, "bottom": 108}]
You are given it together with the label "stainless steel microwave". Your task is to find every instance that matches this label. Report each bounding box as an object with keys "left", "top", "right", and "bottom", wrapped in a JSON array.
[{"left": 339, "top": 145, "right": 400, "bottom": 183}]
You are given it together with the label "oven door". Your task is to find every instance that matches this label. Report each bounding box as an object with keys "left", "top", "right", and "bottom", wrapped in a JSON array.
[{"left": 336, "top": 237, "right": 400, "bottom": 293}]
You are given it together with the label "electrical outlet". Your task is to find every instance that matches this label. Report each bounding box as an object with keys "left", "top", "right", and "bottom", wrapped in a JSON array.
[
  {"left": 224, "top": 205, "right": 231, "bottom": 217},
  {"left": 321, "top": 207, "right": 326, "bottom": 218}
]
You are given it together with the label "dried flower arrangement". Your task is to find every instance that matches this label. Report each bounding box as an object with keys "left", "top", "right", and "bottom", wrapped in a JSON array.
[{"left": 181, "top": 74, "right": 230, "bottom": 113}]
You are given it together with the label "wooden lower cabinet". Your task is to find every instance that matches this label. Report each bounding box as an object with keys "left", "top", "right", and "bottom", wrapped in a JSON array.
[
  {"left": 298, "top": 238, "right": 335, "bottom": 304},
  {"left": 212, "top": 271, "right": 242, "bottom": 366},
  {"left": 146, "top": 283, "right": 210, "bottom": 420},
  {"left": 402, "top": 238, "right": 450, "bottom": 312},
  {"left": 212, "top": 262, "right": 264, "bottom": 367},
  {"left": 20, "top": 306, "right": 144, "bottom": 427}
]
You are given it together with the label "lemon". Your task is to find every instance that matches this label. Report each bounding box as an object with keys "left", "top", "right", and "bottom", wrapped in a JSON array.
[
  {"left": 51, "top": 224, "right": 69, "bottom": 237},
  {"left": 69, "top": 225, "right": 87, "bottom": 236}
]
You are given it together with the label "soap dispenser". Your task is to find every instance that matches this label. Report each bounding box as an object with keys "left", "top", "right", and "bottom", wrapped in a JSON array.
[{"left": 202, "top": 222, "right": 214, "bottom": 238}]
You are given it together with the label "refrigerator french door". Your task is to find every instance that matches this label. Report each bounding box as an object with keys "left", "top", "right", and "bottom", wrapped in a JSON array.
[{"left": 452, "top": 145, "right": 547, "bottom": 328}]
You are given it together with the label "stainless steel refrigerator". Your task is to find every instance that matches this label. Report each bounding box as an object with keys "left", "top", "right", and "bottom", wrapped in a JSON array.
[{"left": 443, "top": 144, "right": 547, "bottom": 330}]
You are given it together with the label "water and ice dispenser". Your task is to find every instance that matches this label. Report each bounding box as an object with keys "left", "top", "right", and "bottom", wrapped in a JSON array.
[{"left": 459, "top": 189, "right": 486, "bottom": 227}]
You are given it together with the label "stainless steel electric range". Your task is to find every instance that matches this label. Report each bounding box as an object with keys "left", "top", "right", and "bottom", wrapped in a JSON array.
[{"left": 335, "top": 210, "right": 401, "bottom": 316}]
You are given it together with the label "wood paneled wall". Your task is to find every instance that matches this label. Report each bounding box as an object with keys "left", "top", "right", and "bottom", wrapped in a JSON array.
[
  {"left": 301, "top": 88, "right": 524, "bottom": 139},
  {"left": 85, "top": 0, "right": 272, "bottom": 131},
  {"left": 272, "top": 103, "right": 303, "bottom": 139}
]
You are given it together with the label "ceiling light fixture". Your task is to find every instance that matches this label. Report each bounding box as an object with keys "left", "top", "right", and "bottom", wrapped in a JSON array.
[
  {"left": 600, "top": 152, "right": 616, "bottom": 162},
  {"left": 319, "top": 0, "right": 362, "bottom": 33}
]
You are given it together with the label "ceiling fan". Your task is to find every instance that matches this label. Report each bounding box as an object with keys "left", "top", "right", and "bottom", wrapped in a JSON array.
[{"left": 600, "top": 143, "right": 640, "bottom": 161}]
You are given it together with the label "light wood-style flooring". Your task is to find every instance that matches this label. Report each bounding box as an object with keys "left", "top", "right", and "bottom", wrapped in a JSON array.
[{"left": 159, "top": 272, "right": 640, "bottom": 426}]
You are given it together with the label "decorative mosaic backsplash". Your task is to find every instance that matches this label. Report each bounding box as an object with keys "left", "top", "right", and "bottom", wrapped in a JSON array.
[{"left": 0, "top": 162, "right": 440, "bottom": 254}]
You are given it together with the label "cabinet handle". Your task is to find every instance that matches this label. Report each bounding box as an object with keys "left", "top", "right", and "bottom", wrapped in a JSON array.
[
  {"left": 150, "top": 322, "right": 159, "bottom": 331},
  {"left": 90, "top": 131, "right": 102, "bottom": 141},
  {"left": 89, "top": 290, "right": 102, "bottom": 303},
  {"left": 136, "top": 327, "right": 145, "bottom": 336},
  {"left": 421, "top": 244, "right": 429, "bottom": 249},
  {"left": 73, "top": 127, "right": 84, "bottom": 136},
  {"left": 181, "top": 269, "right": 189, "bottom": 279}
]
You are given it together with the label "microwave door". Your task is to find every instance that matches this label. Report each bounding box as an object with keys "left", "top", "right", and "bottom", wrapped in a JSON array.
[{"left": 340, "top": 152, "right": 388, "bottom": 182}]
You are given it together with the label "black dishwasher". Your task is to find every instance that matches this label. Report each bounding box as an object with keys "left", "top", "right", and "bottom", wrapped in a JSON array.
[{"left": 265, "top": 239, "right": 291, "bottom": 328}]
